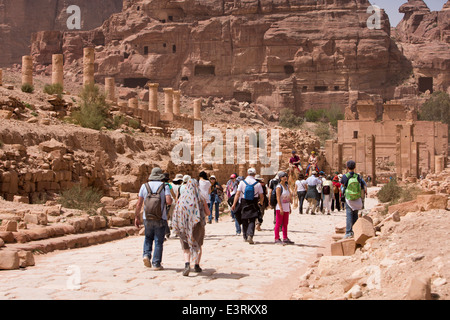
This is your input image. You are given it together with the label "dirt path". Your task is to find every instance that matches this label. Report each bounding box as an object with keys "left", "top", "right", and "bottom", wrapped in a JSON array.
[{"left": 0, "top": 193, "right": 379, "bottom": 300}]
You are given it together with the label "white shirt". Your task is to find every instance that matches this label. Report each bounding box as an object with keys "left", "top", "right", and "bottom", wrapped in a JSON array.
[
  {"left": 275, "top": 183, "right": 291, "bottom": 212},
  {"left": 138, "top": 181, "right": 171, "bottom": 220},
  {"left": 237, "top": 176, "right": 264, "bottom": 202},
  {"left": 295, "top": 179, "right": 307, "bottom": 192},
  {"left": 306, "top": 175, "right": 322, "bottom": 186},
  {"left": 199, "top": 179, "right": 211, "bottom": 204}
]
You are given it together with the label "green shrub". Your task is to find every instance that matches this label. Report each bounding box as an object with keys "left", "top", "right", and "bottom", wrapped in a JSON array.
[
  {"left": 21, "top": 83, "right": 34, "bottom": 93},
  {"left": 305, "top": 109, "right": 325, "bottom": 122},
  {"left": 323, "top": 104, "right": 345, "bottom": 127},
  {"left": 305, "top": 105, "right": 344, "bottom": 127},
  {"left": 377, "top": 178, "right": 420, "bottom": 207},
  {"left": 128, "top": 118, "right": 140, "bottom": 130},
  {"left": 419, "top": 91, "right": 450, "bottom": 136},
  {"left": 71, "top": 84, "right": 110, "bottom": 130},
  {"left": 314, "top": 122, "right": 331, "bottom": 146},
  {"left": 378, "top": 178, "right": 402, "bottom": 203},
  {"left": 43, "top": 83, "right": 64, "bottom": 98},
  {"left": 279, "top": 108, "right": 303, "bottom": 129},
  {"left": 58, "top": 184, "right": 103, "bottom": 215}
]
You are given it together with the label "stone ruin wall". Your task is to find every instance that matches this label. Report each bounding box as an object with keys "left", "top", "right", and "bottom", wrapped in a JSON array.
[{"left": 325, "top": 101, "right": 449, "bottom": 184}]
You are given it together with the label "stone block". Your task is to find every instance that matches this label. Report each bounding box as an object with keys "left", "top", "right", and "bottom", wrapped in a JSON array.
[
  {"left": 13, "top": 195, "right": 29, "bottom": 204},
  {"left": 352, "top": 216, "right": 375, "bottom": 246},
  {"left": 407, "top": 276, "right": 431, "bottom": 300},
  {"left": 330, "top": 241, "right": 344, "bottom": 256},
  {"left": 45, "top": 205, "right": 61, "bottom": 216},
  {"left": 330, "top": 238, "right": 356, "bottom": 256},
  {"left": 0, "top": 220, "right": 18, "bottom": 232},
  {"left": 388, "top": 199, "right": 420, "bottom": 216},
  {"left": 18, "top": 250, "right": 35, "bottom": 268},
  {"left": 340, "top": 239, "right": 356, "bottom": 256},
  {"left": 24, "top": 212, "right": 48, "bottom": 225},
  {"left": 0, "top": 231, "right": 15, "bottom": 243},
  {"left": 0, "top": 250, "right": 20, "bottom": 270},
  {"left": 416, "top": 194, "right": 448, "bottom": 211}
]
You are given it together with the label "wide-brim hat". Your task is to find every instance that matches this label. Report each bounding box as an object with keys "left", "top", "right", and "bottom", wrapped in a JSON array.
[
  {"left": 148, "top": 167, "right": 165, "bottom": 181},
  {"left": 255, "top": 175, "right": 264, "bottom": 181},
  {"left": 173, "top": 174, "right": 184, "bottom": 182}
]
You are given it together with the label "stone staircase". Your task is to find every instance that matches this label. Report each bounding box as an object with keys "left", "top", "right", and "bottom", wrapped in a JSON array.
[{"left": 0, "top": 219, "right": 141, "bottom": 270}]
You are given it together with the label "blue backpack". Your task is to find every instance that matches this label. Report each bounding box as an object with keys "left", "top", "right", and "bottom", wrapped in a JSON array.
[{"left": 243, "top": 180, "right": 259, "bottom": 201}]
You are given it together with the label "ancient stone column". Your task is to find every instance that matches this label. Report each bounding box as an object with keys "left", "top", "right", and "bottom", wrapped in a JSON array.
[
  {"left": 164, "top": 88, "right": 174, "bottom": 115},
  {"left": 173, "top": 90, "right": 181, "bottom": 116},
  {"left": 128, "top": 97, "right": 138, "bottom": 109},
  {"left": 193, "top": 98, "right": 202, "bottom": 120},
  {"left": 105, "top": 77, "right": 116, "bottom": 103},
  {"left": 83, "top": 48, "right": 95, "bottom": 86},
  {"left": 435, "top": 155, "right": 445, "bottom": 174},
  {"left": 0, "top": 68, "right": 3, "bottom": 86},
  {"left": 51, "top": 54, "right": 64, "bottom": 87},
  {"left": 148, "top": 83, "right": 159, "bottom": 111},
  {"left": 22, "top": 55, "right": 33, "bottom": 86}
]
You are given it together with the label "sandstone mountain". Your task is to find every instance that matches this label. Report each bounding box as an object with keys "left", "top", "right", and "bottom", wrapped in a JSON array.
[
  {"left": 28, "top": 0, "right": 415, "bottom": 114},
  {"left": 0, "top": 0, "right": 123, "bottom": 67},
  {"left": 393, "top": 0, "right": 450, "bottom": 99}
]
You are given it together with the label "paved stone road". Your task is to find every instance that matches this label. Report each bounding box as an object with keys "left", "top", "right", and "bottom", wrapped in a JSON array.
[{"left": 0, "top": 209, "right": 349, "bottom": 300}]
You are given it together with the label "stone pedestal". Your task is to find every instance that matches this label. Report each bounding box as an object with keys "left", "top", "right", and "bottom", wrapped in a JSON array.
[
  {"left": 105, "top": 77, "right": 116, "bottom": 103},
  {"left": 148, "top": 83, "right": 159, "bottom": 111},
  {"left": 83, "top": 48, "right": 95, "bottom": 86},
  {"left": 193, "top": 98, "right": 202, "bottom": 120},
  {"left": 173, "top": 90, "right": 181, "bottom": 116},
  {"left": 435, "top": 155, "right": 445, "bottom": 174},
  {"left": 164, "top": 88, "right": 174, "bottom": 115},
  {"left": 128, "top": 98, "right": 138, "bottom": 109},
  {"left": 22, "top": 55, "right": 33, "bottom": 86},
  {"left": 51, "top": 54, "right": 64, "bottom": 87}
]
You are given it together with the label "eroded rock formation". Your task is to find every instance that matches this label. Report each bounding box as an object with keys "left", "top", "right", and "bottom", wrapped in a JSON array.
[{"left": 0, "top": 0, "right": 123, "bottom": 66}]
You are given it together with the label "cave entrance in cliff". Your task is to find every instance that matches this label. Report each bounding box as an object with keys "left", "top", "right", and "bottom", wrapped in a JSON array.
[
  {"left": 123, "top": 78, "right": 150, "bottom": 88},
  {"left": 418, "top": 77, "right": 433, "bottom": 94},
  {"left": 195, "top": 65, "right": 216, "bottom": 76},
  {"left": 233, "top": 91, "right": 252, "bottom": 103}
]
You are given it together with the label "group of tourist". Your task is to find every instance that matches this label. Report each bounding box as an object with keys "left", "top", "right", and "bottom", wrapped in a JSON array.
[{"left": 133, "top": 156, "right": 367, "bottom": 276}]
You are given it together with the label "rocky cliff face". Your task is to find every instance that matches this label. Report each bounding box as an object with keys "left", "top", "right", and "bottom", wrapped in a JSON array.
[
  {"left": 0, "top": 0, "right": 123, "bottom": 67},
  {"left": 23, "top": 0, "right": 450, "bottom": 112},
  {"left": 393, "top": 0, "right": 450, "bottom": 97},
  {"left": 29, "top": 0, "right": 413, "bottom": 113}
]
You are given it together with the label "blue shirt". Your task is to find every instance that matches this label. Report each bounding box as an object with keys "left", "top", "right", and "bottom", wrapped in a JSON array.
[{"left": 138, "top": 181, "right": 171, "bottom": 220}]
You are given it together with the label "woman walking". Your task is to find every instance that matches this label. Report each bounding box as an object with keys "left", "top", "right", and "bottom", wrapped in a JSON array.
[
  {"left": 208, "top": 175, "right": 222, "bottom": 223},
  {"left": 295, "top": 173, "right": 307, "bottom": 214},
  {"left": 172, "top": 179, "right": 210, "bottom": 277},
  {"left": 275, "top": 172, "right": 294, "bottom": 245}
]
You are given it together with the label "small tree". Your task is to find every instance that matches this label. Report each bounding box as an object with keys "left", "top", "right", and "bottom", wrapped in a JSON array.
[
  {"left": 71, "top": 84, "right": 110, "bottom": 130},
  {"left": 279, "top": 108, "right": 303, "bottom": 129},
  {"left": 419, "top": 91, "right": 450, "bottom": 135}
]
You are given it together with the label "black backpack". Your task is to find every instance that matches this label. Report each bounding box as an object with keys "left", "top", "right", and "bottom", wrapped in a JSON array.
[
  {"left": 323, "top": 185, "right": 331, "bottom": 195},
  {"left": 269, "top": 179, "right": 279, "bottom": 207}
]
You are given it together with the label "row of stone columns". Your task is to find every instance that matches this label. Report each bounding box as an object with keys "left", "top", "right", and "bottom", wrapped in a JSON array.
[
  {"left": 127, "top": 84, "right": 201, "bottom": 120},
  {"left": 17, "top": 48, "right": 202, "bottom": 120}
]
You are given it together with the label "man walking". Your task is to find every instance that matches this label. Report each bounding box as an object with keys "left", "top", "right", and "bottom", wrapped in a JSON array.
[
  {"left": 340, "top": 161, "right": 367, "bottom": 239},
  {"left": 231, "top": 168, "right": 264, "bottom": 245},
  {"left": 135, "top": 167, "right": 172, "bottom": 270}
]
